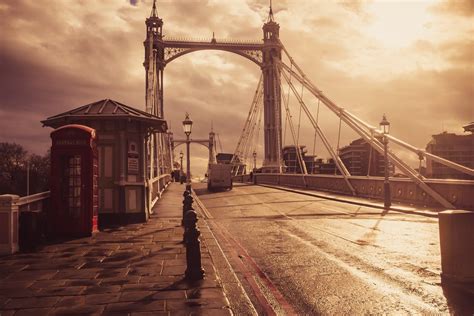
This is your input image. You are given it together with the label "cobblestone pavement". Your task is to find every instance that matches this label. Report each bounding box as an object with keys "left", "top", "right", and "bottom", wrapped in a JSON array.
[{"left": 0, "top": 183, "right": 231, "bottom": 316}]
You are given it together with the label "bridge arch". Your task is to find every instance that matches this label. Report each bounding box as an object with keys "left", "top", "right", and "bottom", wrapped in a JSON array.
[
  {"left": 165, "top": 46, "right": 263, "bottom": 67},
  {"left": 144, "top": 3, "right": 283, "bottom": 172}
]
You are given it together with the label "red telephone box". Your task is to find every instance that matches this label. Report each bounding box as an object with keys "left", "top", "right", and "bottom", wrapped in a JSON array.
[{"left": 49, "top": 124, "right": 98, "bottom": 237}]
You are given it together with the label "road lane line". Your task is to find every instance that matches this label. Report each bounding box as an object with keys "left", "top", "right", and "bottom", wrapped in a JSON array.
[
  {"left": 208, "top": 220, "right": 278, "bottom": 316},
  {"left": 213, "top": 220, "right": 299, "bottom": 316},
  {"left": 192, "top": 190, "right": 214, "bottom": 219}
]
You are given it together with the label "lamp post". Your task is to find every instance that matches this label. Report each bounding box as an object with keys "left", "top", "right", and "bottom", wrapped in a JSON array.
[
  {"left": 253, "top": 151, "right": 257, "bottom": 171},
  {"left": 182, "top": 113, "right": 193, "bottom": 191},
  {"left": 380, "top": 114, "right": 391, "bottom": 209},
  {"left": 179, "top": 151, "right": 184, "bottom": 184}
]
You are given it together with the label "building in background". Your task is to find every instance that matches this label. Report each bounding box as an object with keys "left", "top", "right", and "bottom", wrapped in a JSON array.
[
  {"left": 425, "top": 123, "right": 474, "bottom": 179},
  {"left": 338, "top": 137, "right": 391, "bottom": 177},
  {"left": 282, "top": 145, "right": 318, "bottom": 174},
  {"left": 318, "top": 158, "right": 337, "bottom": 175}
]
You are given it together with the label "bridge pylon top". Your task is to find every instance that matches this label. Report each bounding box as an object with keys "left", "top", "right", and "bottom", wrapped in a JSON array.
[{"left": 267, "top": 0, "right": 275, "bottom": 22}]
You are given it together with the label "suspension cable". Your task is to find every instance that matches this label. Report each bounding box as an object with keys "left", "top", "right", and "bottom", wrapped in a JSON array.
[
  {"left": 279, "top": 42, "right": 473, "bottom": 178},
  {"left": 335, "top": 116, "right": 342, "bottom": 175},
  {"left": 296, "top": 93, "right": 303, "bottom": 145},
  {"left": 312, "top": 99, "right": 320, "bottom": 156},
  {"left": 280, "top": 64, "right": 355, "bottom": 194},
  {"left": 231, "top": 74, "right": 263, "bottom": 169},
  {"left": 296, "top": 68, "right": 304, "bottom": 143},
  {"left": 217, "top": 133, "right": 223, "bottom": 153},
  {"left": 283, "top": 106, "right": 288, "bottom": 146},
  {"left": 367, "top": 146, "right": 373, "bottom": 177},
  {"left": 281, "top": 83, "right": 308, "bottom": 175},
  {"left": 278, "top": 57, "right": 455, "bottom": 207},
  {"left": 253, "top": 103, "right": 263, "bottom": 157}
]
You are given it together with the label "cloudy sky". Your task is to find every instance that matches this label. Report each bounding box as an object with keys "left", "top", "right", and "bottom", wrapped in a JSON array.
[{"left": 1, "top": 0, "right": 472, "bottom": 176}]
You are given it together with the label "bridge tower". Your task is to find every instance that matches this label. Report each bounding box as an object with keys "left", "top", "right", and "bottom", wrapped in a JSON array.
[
  {"left": 261, "top": 5, "right": 283, "bottom": 172},
  {"left": 209, "top": 127, "right": 216, "bottom": 165},
  {"left": 144, "top": 0, "right": 164, "bottom": 117},
  {"left": 144, "top": 1, "right": 283, "bottom": 172}
]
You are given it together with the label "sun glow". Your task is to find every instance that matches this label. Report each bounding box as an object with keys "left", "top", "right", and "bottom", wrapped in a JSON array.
[{"left": 365, "top": 1, "right": 435, "bottom": 48}]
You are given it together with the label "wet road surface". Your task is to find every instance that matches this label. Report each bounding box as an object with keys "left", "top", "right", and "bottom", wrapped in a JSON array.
[{"left": 194, "top": 183, "right": 474, "bottom": 315}]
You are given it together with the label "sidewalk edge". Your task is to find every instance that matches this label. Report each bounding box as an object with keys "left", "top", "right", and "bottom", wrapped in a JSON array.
[{"left": 192, "top": 190, "right": 258, "bottom": 316}]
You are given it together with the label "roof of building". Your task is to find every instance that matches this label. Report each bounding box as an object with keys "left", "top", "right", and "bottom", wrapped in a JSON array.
[{"left": 42, "top": 99, "right": 167, "bottom": 132}]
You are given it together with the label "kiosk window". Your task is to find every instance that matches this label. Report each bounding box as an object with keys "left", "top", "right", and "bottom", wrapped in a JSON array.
[{"left": 67, "top": 155, "right": 81, "bottom": 217}]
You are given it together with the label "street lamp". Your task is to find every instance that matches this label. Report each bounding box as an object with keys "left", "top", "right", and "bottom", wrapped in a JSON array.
[
  {"left": 380, "top": 114, "right": 391, "bottom": 208},
  {"left": 253, "top": 151, "right": 257, "bottom": 170},
  {"left": 179, "top": 150, "right": 184, "bottom": 184},
  {"left": 182, "top": 113, "right": 193, "bottom": 191}
]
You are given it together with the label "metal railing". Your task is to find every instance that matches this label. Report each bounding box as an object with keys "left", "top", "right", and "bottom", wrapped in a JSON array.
[
  {"left": 165, "top": 37, "right": 263, "bottom": 45},
  {"left": 150, "top": 173, "right": 172, "bottom": 208},
  {"left": 17, "top": 191, "right": 50, "bottom": 212},
  {"left": 233, "top": 173, "right": 474, "bottom": 210}
]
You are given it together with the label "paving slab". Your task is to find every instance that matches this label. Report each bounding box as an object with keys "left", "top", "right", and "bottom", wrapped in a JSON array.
[{"left": 0, "top": 182, "right": 232, "bottom": 315}]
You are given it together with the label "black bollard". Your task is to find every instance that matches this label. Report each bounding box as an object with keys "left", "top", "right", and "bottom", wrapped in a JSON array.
[
  {"left": 182, "top": 191, "right": 193, "bottom": 226},
  {"left": 182, "top": 195, "right": 194, "bottom": 241},
  {"left": 184, "top": 209, "right": 205, "bottom": 280}
]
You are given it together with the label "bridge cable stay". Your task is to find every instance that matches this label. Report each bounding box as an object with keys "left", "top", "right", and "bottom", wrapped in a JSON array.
[
  {"left": 282, "top": 109, "right": 288, "bottom": 146},
  {"left": 279, "top": 67, "right": 355, "bottom": 194},
  {"left": 279, "top": 60, "right": 454, "bottom": 207},
  {"left": 241, "top": 83, "right": 264, "bottom": 173},
  {"left": 243, "top": 96, "right": 263, "bottom": 165},
  {"left": 231, "top": 75, "right": 262, "bottom": 165},
  {"left": 231, "top": 75, "right": 264, "bottom": 175},
  {"left": 279, "top": 41, "right": 473, "bottom": 178},
  {"left": 217, "top": 133, "right": 223, "bottom": 153},
  {"left": 367, "top": 133, "right": 373, "bottom": 176},
  {"left": 252, "top": 105, "right": 264, "bottom": 168},
  {"left": 312, "top": 99, "right": 320, "bottom": 156},
  {"left": 335, "top": 116, "right": 342, "bottom": 175},
  {"left": 230, "top": 80, "right": 261, "bottom": 173},
  {"left": 275, "top": 70, "right": 284, "bottom": 173},
  {"left": 283, "top": 63, "right": 294, "bottom": 147},
  {"left": 296, "top": 82, "right": 304, "bottom": 144},
  {"left": 277, "top": 43, "right": 465, "bottom": 208},
  {"left": 280, "top": 73, "right": 308, "bottom": 175},
  {"left": 278, "top": 64, "right": 307, "bottom": 175},
  {"left": 168, "top": 133, "right": 174, "bottom": 174},
  {"left": 277, "top": 59, "right": 352, "bottom": 180}
]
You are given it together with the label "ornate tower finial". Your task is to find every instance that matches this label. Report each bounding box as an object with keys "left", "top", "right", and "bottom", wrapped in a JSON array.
[
  {"left": 150, "top": 0, "right": 158, "bottom": 17},
  {"left": 267, "top": 0, "right": 274, "bottom": 22}
]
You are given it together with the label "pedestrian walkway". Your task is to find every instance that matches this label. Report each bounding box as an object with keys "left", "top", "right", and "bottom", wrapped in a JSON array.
[{"left": 0, "top": 182, "right": 231, "bottom": 315}]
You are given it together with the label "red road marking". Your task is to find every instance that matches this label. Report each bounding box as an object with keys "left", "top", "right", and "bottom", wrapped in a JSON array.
[{"left": 209, "top": 220, "right": 298, "bottom": 316}]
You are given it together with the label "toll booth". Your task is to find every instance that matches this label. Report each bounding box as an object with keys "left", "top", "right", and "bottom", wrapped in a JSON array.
[
  {"left": 49, "top": 124, "right": 98, "bottom": 237},
  {"left": 42, "top": 99, "right": 168, "bottom": 226}
]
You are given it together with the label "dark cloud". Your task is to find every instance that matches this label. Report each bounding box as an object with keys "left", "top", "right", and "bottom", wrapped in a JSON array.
[{"left": 0, "top": 0, "right": 472, "bottom": 176}]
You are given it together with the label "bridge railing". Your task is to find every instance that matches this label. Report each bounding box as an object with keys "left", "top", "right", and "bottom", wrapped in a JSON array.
[
  {"left": 0, "top": 191, "right": 50, "bottom": 255},
  {"left": 150, "top": 173, "right": 172, "bottom": 208},
  {"left": 233, "top": 173, "right": 474, "bottom": 210},
  {"left": 17, "top": 191, "right": 50, "bottom": 212},
  {"left": 232, "top": 174, "right": 252, "bottom": 183}
]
